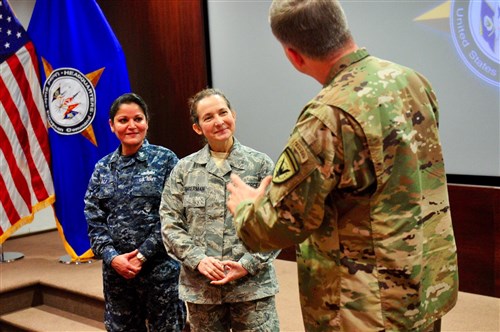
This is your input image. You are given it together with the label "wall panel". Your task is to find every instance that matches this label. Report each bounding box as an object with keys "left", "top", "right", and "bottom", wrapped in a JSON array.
[
  {"left": 97, "top": 0, "right": 209, "bottom": 158},
  {"left": 448, "top": 185, "right": 500, "bottom": 297}
]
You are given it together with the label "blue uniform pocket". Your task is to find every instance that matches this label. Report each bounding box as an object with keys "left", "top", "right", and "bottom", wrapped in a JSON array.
[{"left": 131, "top": 174, "right": 163, "bottom": 197}]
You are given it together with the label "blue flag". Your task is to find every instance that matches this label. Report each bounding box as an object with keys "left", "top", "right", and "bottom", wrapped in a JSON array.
[{"left": 28, "top": 0, "right": 131, "bottom": 260}]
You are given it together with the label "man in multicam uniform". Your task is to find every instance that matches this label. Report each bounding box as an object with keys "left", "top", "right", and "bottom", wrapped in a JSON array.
[
  {"left": 227, "top": 1, "right": 459, "bottom": 331},
  {"left": 160, "top": 88, "right": 280, "bottom": 331},
  {"left": 85, "top": 93, "right": 186, "bottom": 332}
]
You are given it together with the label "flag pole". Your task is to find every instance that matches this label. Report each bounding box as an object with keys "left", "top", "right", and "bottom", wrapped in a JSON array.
[{"left": 0, "top": 243, "right": 24, "bottom": 263}]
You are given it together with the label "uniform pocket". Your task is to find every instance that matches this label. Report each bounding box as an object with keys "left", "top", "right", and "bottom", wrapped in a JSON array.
[
  {"left": 131, "top": 174, "right": 163, "bottom": 197},
  {"left": 96, "top": 182, "right": 114, "bottom": 199},
  {"left": 183, "top": 194, "right": 205, "bottom": 208},
  {"left": 182, "top": 194, "right": 206, "bottom": 244}
]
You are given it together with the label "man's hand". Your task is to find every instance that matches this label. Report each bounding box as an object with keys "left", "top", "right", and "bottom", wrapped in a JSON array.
[{"left": 227, "top": 174, "right": 272, "bottom": 215}]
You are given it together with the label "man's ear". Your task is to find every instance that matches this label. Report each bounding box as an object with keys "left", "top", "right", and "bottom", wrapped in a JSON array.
[
  {"left": 192, "top": 123, "right": 203, "bottom": 136},
  {"left": 285, "top": 46, "right": 305, "bottom": 70}
]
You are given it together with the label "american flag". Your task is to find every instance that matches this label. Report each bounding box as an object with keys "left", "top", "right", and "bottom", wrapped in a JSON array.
[{"left": 0, "top": 0, "right": 55, "bottom": 243}]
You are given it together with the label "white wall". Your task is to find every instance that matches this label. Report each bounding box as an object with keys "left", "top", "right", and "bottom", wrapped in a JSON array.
[{"left": 9, "top": 0, "right": 34, "bottom": 27}]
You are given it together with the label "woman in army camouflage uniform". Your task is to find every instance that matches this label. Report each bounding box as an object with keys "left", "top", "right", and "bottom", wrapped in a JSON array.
[
  {"left": 160, "top": 88, "right": 280, "bottom": 332},
  {"left": 84, "top": 93, "right": 186, "bottom": 332}
]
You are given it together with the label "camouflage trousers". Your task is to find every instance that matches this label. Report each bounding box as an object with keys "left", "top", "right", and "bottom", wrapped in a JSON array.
[
  {"left": 187, "top": 296, "right": 279, "bottom": 332},
  {"left": 103, "top": 259, "right": 186, "bottom": 332}
]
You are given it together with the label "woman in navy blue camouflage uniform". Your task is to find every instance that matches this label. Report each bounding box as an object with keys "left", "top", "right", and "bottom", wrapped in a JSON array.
[{"left": 84, "top": 93, "right": 186, "bottom": 332}]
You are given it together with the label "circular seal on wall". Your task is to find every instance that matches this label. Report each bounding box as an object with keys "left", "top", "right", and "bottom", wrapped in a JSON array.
[
  {"left": 43, "top": 67, "right": 96, "bottom": 135},
  {"left": 450, "top": 1, "right": 499, "bottom": 87}
]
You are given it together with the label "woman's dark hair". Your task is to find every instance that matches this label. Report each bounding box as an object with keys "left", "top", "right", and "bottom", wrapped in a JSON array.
[{"left": 109, "top": 93, "right": 149, "bottom": 121}]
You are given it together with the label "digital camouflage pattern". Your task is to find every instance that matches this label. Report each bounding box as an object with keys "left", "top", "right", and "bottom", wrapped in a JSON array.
[
  {"left": 160, "top": 138, "right": 280, "bottom": 305},
  {"left": 187, "top": 296, "right": 279, "bottom": 332},
  {"left": 102, "top": 259, "right": 186, "bottom": 332},
  {"left": 234, "top": 49, "right": 458, "bottom": 331},
  {"left": 84, "top": 140, "right": 186, "bottom": 331}
]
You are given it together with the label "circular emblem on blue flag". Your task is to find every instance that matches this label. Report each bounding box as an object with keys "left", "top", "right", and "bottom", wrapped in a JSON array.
[
  {"left": 43, "top": 67, "right": 96, "bottom": 135},
  {"left": 450, "top": 1, "right": 499, "bottom": 87}
]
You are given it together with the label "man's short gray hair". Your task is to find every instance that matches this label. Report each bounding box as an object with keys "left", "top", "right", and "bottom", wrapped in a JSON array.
[{"left": 269, "top": 0, "right": 352, "bottom": 59}]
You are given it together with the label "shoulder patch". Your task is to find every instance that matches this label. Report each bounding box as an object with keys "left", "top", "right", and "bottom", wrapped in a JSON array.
[
  {"left": 273, "top": 147, "right": 299, "bottom": 184},
  {"left": 291, "top": 139, "right": 308, "bottom": 164}
]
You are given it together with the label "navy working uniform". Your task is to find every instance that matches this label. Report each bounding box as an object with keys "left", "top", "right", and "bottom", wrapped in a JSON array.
[
  {"left": 85, "top": 140, "right": 186, "bottom": 332},
  {"left": 160, "top": 138, "right": 280, "bottom": 331}
]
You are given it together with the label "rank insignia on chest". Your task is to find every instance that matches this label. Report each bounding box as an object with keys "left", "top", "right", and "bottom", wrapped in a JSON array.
[{"left": 273, "top": 147, "right": 299, "bottom": 184}]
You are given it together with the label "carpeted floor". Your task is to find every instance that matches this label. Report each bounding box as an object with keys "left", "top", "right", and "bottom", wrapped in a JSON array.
[{"left": 1, "top": 230, "right": 499, "bottom": 331}]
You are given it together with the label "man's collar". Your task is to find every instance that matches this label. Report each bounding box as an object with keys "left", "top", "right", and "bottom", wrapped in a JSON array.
[{"left": 324, "top": 48, "right": 370, "bottom": 86}]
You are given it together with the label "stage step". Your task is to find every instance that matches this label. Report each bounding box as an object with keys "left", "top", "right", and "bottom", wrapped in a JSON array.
[
  {"left": 0, "top": 305, "right": 105, "bottom": 331},
  {"left": 0, "top": 283, "right": 105, "bottom": 331}
]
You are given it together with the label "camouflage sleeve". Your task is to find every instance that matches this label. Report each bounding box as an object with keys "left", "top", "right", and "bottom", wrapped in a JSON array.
[
  {"left": 238, "top": 154, "right": 280, "bottom": 274},
  {"left": 239, "top": 251, "right": 280, "bottom": 275},
  {"left": 234, "top": 125, "right": 332, "bottom": 251},
  {"left": 160, "top": 162, "right": 206, "bottom": 270},
  {"left": 84, "top": 162, "right": 119, "bottom": 265},
  {"left": 234, "top": 105, "right": 373, "bottom": 252},
  {"left": 138, "top": 150, "right": 179, "bottom": 260}
]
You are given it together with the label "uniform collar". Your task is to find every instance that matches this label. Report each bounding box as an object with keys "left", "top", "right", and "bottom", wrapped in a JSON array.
[
  {"left": 324, "top": 48, "right": 370, "bottom": 87},
  {"left": 109, "top": 139, "right": 150, "bottom": 165},
  {"left": 195, "top": 137, "right": 246, "bottom": 170}
]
